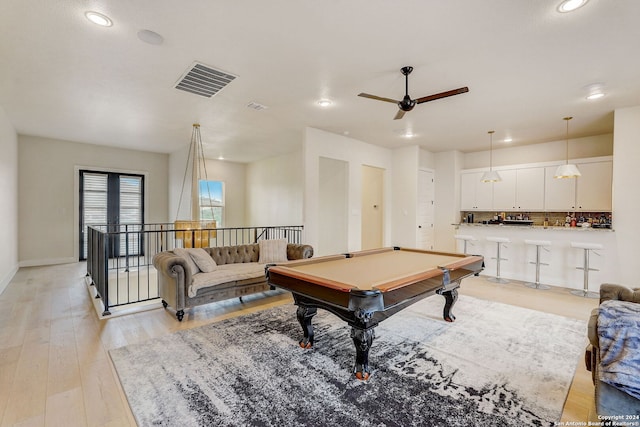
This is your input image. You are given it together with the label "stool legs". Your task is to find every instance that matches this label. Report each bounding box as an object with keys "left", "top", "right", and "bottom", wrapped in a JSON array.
[
  {"left": 525, "top": 245, "right": 550, "bottom": 290},
  {"left": 488, "top": 242, "right": 509, "bottom": 284},
  {"left": 571, "top": 248, "right": 599, "bottom": 298}
]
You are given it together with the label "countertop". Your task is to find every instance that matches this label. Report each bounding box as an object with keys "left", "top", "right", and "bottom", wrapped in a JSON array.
[{"left": 455, "top": 223, "right": 615, "bottom": 232}]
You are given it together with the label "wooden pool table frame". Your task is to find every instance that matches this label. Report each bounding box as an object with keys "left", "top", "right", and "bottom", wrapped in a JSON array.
[{"left": 266, "top": 246, "right": 484, "bottom": 380}]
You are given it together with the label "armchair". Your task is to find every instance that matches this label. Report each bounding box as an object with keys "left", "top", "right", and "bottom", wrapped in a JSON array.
[{"left": 586, "top": 283, "right": 640, "bottom": 416}]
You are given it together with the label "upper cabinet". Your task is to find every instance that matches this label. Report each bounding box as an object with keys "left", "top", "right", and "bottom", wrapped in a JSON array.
[
  {"left": 491, "top": 170, "right": 516, "bottom": 209},
  {"left": 460, "top": 172, "right": 493, "bottom": 210},
  {"left": 544, "top": 166, "right": 576, "bottom": 210},
  {"left": 515, "top": 168, "right": 545, "bottom": 210},
  {"left": 575, "top": 161, "right": 613, "bottom": 211},
  {"left": 462, "top": 159, "right": 612, "bottom": 212},
  {"left": 487, "top": 168, "right": 545, "bottom": 211},
  {"left": 544, "top": 160, "right": 612, "bottom": 211}
]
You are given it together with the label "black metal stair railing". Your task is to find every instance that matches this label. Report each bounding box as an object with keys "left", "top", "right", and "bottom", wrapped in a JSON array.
[{"left": 86, "top": 223, "right": 304, "bottom": 316}]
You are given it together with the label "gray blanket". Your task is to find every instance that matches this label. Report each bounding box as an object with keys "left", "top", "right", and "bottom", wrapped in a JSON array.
[{"left": 598, "top": 299, "right": 640, "bottom": 399}]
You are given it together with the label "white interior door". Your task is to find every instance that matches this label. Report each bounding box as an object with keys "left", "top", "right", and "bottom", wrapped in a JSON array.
[
  {"left": 361, "top": 165, "right": 384, "bottom": 250},
  {"left": 417, "top": 169, "right": 435, "bottom": 250}
]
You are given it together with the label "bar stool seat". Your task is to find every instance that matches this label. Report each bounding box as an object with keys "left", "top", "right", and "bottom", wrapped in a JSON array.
[
  {"left": 454, "top": 234, "right": 476, "bottom": 254},
  {"left": 486, "top": 237, "right": 510, "bottom": 284},
  {"left": 524, "top": 240, "right": 551, "bottom": 290},
  {"left": 570, "top": 242, "right": 602, "bottom": 298}
]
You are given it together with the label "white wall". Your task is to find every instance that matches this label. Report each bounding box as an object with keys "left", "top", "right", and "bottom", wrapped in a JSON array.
[
  {"left": 169, "top": 147, "right": 247, "bottom": 227},
  {"left": 18, "top": 135, "right": 169, "bottom": 266},
  {"left": 245, "top": 151, "right": 303, "bottom": 226},
  {"left": 303, "top": 127, "right": 392, "bottom": 255},
  {"left": 612, "top": 106, "right": 640, "bottom": 285},
  {"left": 317, "top": 157, "right": 348, "bottom": 254},
  {"left": 0, "top": 106, "right": 18, "bottom": 294},
  {"left": 391, "top": 146, "right": 419, "bottom": 247},
  {"left": 464, "top": 134, "right": 613, "bottom": 169},
  {"left": 434, "top": 150, "right": 465, "bottom": 252}
]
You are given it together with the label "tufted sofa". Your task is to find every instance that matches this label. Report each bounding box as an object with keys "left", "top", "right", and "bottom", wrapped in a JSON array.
[
  {"left": 152, "top": 242, "right": 313, "bottom": 321},
  {"left": 585, "top": 283, "right": 640, "bottom": 416}
]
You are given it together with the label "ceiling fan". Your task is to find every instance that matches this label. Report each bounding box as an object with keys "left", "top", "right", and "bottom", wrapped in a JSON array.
[{"left": 358, "top": 66, "right": 469, "bottom": 120}]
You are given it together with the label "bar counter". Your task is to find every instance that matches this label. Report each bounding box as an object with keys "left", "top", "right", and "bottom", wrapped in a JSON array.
[{"left": 453, "top": 223, "right": 618, "bottom": 292}]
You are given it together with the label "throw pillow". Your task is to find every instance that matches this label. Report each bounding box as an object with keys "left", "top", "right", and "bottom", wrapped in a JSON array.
[
  {"left": 258, "top": 239, "right": 288, "bottom": 263},
  {"left": 187, "top": 248, "right": 217, "bottom": 273},
  {"left": 173, "top": 247, "right": 200, "bottom": 276}
]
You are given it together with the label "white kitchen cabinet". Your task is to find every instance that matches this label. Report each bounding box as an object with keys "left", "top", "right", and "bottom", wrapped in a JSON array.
[
  {"left": 515, "top": 168, "right": 545, "bottom": 210},
  {"left": 492, "top": 168, "right": 544, "bottom": 211},
  {"left": 544, "top": 166, "right": 577, "bottom": 210},
  {"left": 575, "top": 161, "right": 613, "bottom": 211},
  {"left": 491, "top": 170, "right": 516, "bottom": 210},
  {"left": 463, "top": 159, "right": 611, "bottom": 213},
  {"left": 461, "top": 172, "right": 493, "bottom": 210},
  {"left": 544, "top": 161, "right": 612, "bottom": 211}
]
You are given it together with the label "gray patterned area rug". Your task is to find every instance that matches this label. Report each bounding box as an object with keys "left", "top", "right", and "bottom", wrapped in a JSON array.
[{"left": 110, "top": 295, "right": 586, "bottom": 427}]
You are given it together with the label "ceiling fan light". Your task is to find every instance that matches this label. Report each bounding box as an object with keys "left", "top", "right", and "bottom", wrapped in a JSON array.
[
  {"left": 481, "top": 170, "right": 502, "bottom": 183},
  {"left": 554, "top": 164, "right": 581, "bottom": 178}
]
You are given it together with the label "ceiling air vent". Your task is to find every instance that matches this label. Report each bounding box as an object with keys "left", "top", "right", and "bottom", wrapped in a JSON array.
[{"left": 175, "top": 62, "right": 236, "bottom": 98}]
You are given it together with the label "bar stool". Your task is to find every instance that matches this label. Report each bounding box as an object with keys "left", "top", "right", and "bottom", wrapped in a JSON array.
[
  {"left": 570, "top": 242, "right": 601, "bottom": 298},
  {"left": 486, "top": 237, "right": 510, "bottom": 284},
  {"left": 454, "top": 234, "right": 476, "bottom": 254},
  {"left": 524, "top": 240, "right": 551, "bottom": 290}
]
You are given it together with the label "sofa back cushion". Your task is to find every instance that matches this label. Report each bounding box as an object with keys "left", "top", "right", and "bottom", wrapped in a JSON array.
[{"left": 207, "top": 244, "right": 260, "bottom": 265}]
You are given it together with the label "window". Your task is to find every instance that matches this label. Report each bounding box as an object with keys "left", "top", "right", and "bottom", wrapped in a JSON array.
[
  {"left": 199, "top": 180, "right": 224, "bottom": 226},
  {"left": 79, "top": 170, "right": 144, "bottom": 260}
]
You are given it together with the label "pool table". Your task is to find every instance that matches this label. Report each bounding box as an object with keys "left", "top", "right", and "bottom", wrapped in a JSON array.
[{"left": 265, "top": 246, "right": 484, "bottom": 380}]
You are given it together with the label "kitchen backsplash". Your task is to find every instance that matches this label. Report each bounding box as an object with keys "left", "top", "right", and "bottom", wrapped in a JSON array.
[{"left": 460, "top": 211, "right": 612, "bottom": 227}]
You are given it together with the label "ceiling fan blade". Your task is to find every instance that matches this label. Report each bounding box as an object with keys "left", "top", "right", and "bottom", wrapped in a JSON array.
[
  {"left": 358, "top": 93, "right": 400, "bottom": 104},
  {"left": 394, "top": 109, "right": 406, "bottom": 120},
  {"left": 415, "top": 87, "right": 469, "bottom": 104}
]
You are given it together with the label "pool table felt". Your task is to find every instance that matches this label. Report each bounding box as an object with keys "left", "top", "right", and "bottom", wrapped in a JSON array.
[{"left": 274, "top": 250, "right": 469, "bottom": 292}]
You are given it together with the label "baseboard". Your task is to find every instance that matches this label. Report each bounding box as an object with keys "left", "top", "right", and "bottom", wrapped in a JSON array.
[
  {"left": 18, "top": 257, "right": 76, "bottom": 267},
  {"left": 0, "top": 265, "right": 19, "bottom": 296}
]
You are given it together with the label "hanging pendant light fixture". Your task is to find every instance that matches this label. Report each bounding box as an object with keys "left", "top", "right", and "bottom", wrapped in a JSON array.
[
  {"left": 174, "top": 124, "right": 217, "bottom": 248},
  {"left": 481, "top": 130, "right": 501, "bottom": 182},
  {"left": 554, "top": 117, "right": 581, "bottom": 179}
]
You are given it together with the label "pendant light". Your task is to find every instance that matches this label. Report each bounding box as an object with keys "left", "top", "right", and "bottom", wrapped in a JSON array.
[
  {"left": 554, "top": 117, "right": 581, "bottom": 179},
  {"left": 480, "top": 131, "right": 501, "bottom": 182}
]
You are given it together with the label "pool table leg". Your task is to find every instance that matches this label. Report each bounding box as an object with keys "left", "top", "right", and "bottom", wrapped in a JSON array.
[
  {"left": 351, "top": 327, "right": 375, "bottom": 380},
  {"left": 442, "top": 288, "right": 459, "bottom": 322},
  {"left": 296, "top": 305, "right": 318, "bottom": 349}
]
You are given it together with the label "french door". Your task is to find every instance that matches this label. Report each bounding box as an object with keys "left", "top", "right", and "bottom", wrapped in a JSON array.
[{"left": 79, "top": 170, "right": 144, "bottom": 260}]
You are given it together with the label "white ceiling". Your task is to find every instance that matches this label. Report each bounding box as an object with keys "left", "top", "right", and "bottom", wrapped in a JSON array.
[{"left": 1, "top": 1, "right": 639, "bottom": 163}]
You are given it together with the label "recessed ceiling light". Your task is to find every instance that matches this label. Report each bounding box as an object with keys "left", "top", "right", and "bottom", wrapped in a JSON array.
[
  {"left": 218, "top": 156, "right": 224, "bottom": 160},
  {"left": 85, "top": 11, "right": 113, "bottom": 27},
  {"left": 503, "top": 137, "right": 513, "bottom": 143},
  {"left": 557, "top": 0, "right": 588, "bottom": 13},
  {"left": 137, "top": 29, "right": 164, "bottom": 45},
  {"left": 584, "top": 83, "right": 605, "bottom": 100},
  {"left": 586, "top": 92, "right": 605, "bottom": 100},
  {"left": 394, "top": 129, "right": 416, "bottom": 138},
  {"left": 317, "top": 99, "right": 332, "bottom": 107}
]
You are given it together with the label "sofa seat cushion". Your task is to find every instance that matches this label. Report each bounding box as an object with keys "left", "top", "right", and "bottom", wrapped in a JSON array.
[{"left": 189, "top": 263, "right": 266, "bottom": 297}]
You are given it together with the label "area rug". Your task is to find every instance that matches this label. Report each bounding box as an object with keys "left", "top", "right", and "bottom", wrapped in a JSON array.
[{"left": 109, "top": 295, "right": 587, "bottom": 427}]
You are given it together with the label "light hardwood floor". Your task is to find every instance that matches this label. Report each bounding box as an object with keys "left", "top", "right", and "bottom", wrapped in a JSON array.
[{"left": 0, "top": 262, "right": 598, "bottom": 426}]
